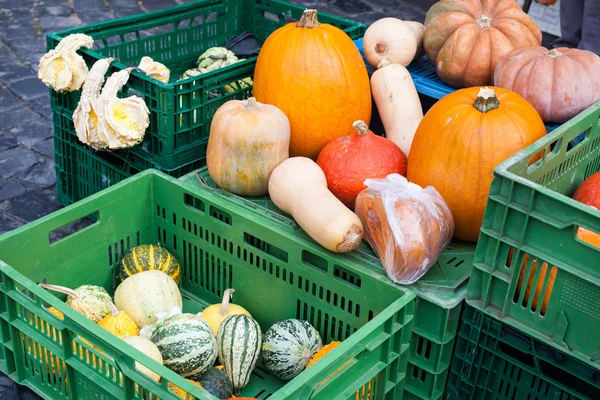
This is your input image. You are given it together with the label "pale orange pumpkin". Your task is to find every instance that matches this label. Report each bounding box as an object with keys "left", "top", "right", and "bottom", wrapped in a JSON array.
[
  {"left": 424, "top": 0, "right": 541, "bottom": 87},
  {"left": 253, "top": 9, "right": 371, "bottom": 159},
  {"left": 206, "top": 97, "right": 290, "bottom": 196},
  {"left": 494, "top": 46, "right": 600, "bottom": 123},
  {"left": 407, "top": 87, "right": 546, "bottom": 241}
]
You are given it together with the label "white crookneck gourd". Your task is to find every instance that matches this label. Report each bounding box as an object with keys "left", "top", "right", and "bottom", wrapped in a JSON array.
[
  {"left": 96, "top": 68, "right": 150, "bottom": 149},
  {"left": 38, "top": 33, "right": 94, "bottom": 93},
  {"left": 73, "top": 58, "right": 114, "bottom": 150},
  {"left": 138, "top": 56, "right": 170, "bottom": 84}
]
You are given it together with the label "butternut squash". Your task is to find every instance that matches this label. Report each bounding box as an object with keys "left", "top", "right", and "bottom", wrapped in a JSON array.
[
  {"left": 371, "top": 59, "right": 423, "bottom": 156},
  {"left": 268, "top": 157, "right": 363, "bottom": 252},
  {"left": 363, "top": 18, "right": 418, "bottom": 68}
]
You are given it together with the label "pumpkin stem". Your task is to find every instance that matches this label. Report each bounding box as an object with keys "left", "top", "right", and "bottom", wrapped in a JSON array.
[
  {"left": 473, "top": 87, "right": 499, "bottom": 113},
  {"left": 106, "top": 300, "right": 119, "bottom": 317},
  {"left": 297, "top": 9, "right": 320, "bottom": 28},
  {"left": 352, "top": 120, "right": 369, "bottom": 136},
  {"left": 377, "top": 58, "right": 391, "bottom": 69},
  {"left": 245, "top": 97, "right": 260, "bottom": 110},
  {"left": 39, "top": 283, "right": 79, "bottom": 299},
  {"left": 547, "top": 49, "right": 563, "bottom": 58},
  {"left": 476, "top": 15, "right": 491, "bottom": 28},
  {"left": 220, "top": 288, "right": 235, "bottom": 316}
]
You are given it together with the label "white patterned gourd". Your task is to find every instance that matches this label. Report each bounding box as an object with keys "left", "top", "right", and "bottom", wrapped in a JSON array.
[
  {"left": 262, "top": 319, "right": 323, "bottom": 380},
  {"left": 217, "top": 314, "right": 262, "bottom": 394},
  {"left": 39, "top": 283, "right": 112, "bottom": 322},
  {"left": 114, "top": 270, "right": 182, "bottom": 328},
  {"left": 137, "top": 56, "right": 170, "bottom": 83},
  {"left": 150, "top": 313, "right": 217, "bottom": 379},
  {"left": 38, "top": 33, "right": 93, "bottom": 92}
]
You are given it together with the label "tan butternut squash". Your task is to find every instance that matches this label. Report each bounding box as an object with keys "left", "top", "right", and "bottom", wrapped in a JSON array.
[
  {"left": 371, "top": 59, "right": 423, "bottom": 155},
  {"left": 405, "top": 21, "right": 425, "bottom": 60},
  {"left": 363, "top": 18, "right": 418, "bottom": 68},
  {"left": 268, "top": 157, "right": 363, "bottom": 252}
]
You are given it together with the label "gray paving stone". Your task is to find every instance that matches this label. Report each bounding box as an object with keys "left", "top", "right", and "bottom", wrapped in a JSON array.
[
  {"left": 0, "top": 212, "right": 23, "bottom": 235},
  {"left": 32, "top": 137, "right": 54, "bottom": 158},
  {"left": 0, "top": 147, "right": 40, "bottom": 178},
  {"left": 0, "top": 64, "right": 36, "bottom": 83},
  {"left": 11, "top": 119, "right": 53, "bottom": 148},
  {"left": 0, "top": 177, "right": 26, "bottom": 201},
  {"left": 39, "top": 15, "right": 82, "bottom": 31},
  {"left": 0, "top": 89, "right": 20, "bottom": 113},
  {"left": 7, "top": 77, "right": 48, "bottom": 101},
  {"left": 331, "top": 0, "right": 373, "bottom": 13},
  {"left": 0, "top": 107, "right": 40, "bottom": 130},
  {"left": 1, "top": 190, "right": 60, "bottom": 222},
  {"left": 0, "top": 134, "right": 18, "bottom": 151},
  {"left": 17, "top": 160, "right": 55, "bottom": 187}
]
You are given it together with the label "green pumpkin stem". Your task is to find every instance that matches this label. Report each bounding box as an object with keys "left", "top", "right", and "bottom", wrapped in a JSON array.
[
  {"left": 297, "top": 9, "right": 320, "bottom": 28},
  {"left": 221, "top": 288, "right": 235, "bottom": 316},
  {"left": 39, "top": 283, "right": 79, "bottom": 299},
  {"left": 474, "top": 87, "right": 499, "bottom": 113},
  {"left": 352, "top": 120, "right": 369, "bottom": 136}
]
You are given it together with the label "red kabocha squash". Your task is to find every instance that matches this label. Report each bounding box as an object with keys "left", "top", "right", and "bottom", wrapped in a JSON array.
[
  {"left": 494, "top": 46, "right": 600, "bottom": 123},
  {"left": 317, "top": 120, "right": 407, "bottom": 210},
  {"left": 407, "top": 87, "right": 546, "bottom": 241},
  {"left": 424, "top": 0, "right": 541, "bottom": 87},
  {"left": 573, "top": 172, "right": 600, "bottom": 248},
  {"left": 253, "top": 9, "right": 371, "bottom": 160}
]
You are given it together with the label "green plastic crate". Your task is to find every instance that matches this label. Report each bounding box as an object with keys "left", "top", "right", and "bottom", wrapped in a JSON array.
[
  {"left": 0, "top": 170, "right": 416, "bottom": 400},
  {"left": 180, "top": 167, "right": 473, "bottom": 400},
  {"left": 446, "top": 306, "right": 600, "bottom": 400},
  {"left": 47, "top": 0, "right": 365, "bottom": 170},
  {"left": 53, "top": 111, "right": 206, "bottom": 206},
  {"left": 467, "top": 101, "right": 600, "bottom": 370}
]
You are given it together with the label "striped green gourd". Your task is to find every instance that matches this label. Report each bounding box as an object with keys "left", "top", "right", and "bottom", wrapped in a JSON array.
[
  {"left": 262, "top": 319, "right": 323, "bottom": 380},
  {"left": 150, "top": 313, "right": 217, "bottom": 378},
  {"left": 216, "top": 314, "right": 262, "bottom": 394}
]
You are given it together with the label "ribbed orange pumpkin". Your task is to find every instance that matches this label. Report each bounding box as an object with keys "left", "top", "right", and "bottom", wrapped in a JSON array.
[
  {"left": 253, "top": 9, "right": 371, "bottom": 159},
  {"left": 407, "top": 87, "right": 546, "bottom": 241},
  {"left": 424, "top": 0, "right": 541, "bottom": 87}
]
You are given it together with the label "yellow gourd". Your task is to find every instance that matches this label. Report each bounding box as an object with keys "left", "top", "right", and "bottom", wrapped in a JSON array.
[
  {"left": 202, "top": 289, "right": 251, "bottom": 335},
  {"left": 306, "top": 341, "right": 341, "bottom": 368},
  {"left": 97, "top": 301, "right": 139, "bottom": 339},
  {"left": 168, "top": 380, "right": 204, "bottom": 399}
]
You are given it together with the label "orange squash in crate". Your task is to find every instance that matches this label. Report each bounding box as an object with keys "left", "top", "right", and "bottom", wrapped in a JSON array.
[
  {"left": 253, "top": 9, "right": 371, "bottom": 159},
  {"left": 408, "top": 87, "right": 546, "bottom": 241},
  {"left": 573, "top": 172, "right": 600, "bottom": 248}
]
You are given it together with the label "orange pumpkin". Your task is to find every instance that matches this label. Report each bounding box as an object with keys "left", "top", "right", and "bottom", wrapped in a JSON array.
[
  {"left": 207, "top": 97, "right": 290, "bottom": 196},
  {"left": 494, "top": 47, "right": 600, "bottom": 123},
  {"left": 253, "top": 9, "right": 371, "bottom": 159},
  {"left": 407, "top": 87, "right": 546, "bottom": 241},
  {"left": 424, "top": 0, "right": 541, "bottom": 87},
  {"left": 316, "top": 120, "right": 407, "bottom": 209},
  {"left": 507, "top": 249, "right": 557, "bottom": 315},
  {"left": 573, "top": 172, "right": 600, "bottom": 248}
]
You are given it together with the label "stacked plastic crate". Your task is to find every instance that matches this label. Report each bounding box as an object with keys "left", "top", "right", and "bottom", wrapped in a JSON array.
[{"left": 448, "top": 100, "right": 600, "bottom": 399}]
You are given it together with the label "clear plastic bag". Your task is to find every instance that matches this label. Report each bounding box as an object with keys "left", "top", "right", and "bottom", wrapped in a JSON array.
[{"left": 355, "top": 174, "right": 454, "bottom": 284}]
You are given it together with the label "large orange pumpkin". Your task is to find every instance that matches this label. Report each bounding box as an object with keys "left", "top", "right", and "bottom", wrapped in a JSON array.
[
  {"left": 253, "top": 9, "right": 371, "bottom": 159},
  {"left": 407, "top": 87, "right": 546, "bottom": 241},
  {"left": 495, "top": 47, "right": 600, "bottom": 123},
  {"left": 424, "top": 0, "right": 541, "bottom": 87},
  {"left": 573, "top": 172, "right": 600, "bottom": 248}
]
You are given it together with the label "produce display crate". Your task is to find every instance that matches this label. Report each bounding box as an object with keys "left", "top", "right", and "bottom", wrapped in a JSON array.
[
  {"left": 403, "top": 256, "right": 468, "bottom": 400},
  {"left": 446, "top": 306, "right": 600, "bottom": 400},
  {"left": 466, "top": 101, "right": 600, "bottom": 370},
  {"left": 48, "top": 0, "right": 366, "bottom": 170},
  {"left": 180, "top": 167, "right": 472, "bottom": 400},
  {"left": 53, "top": 111, "right": 206, "bottom": 207},
  {"left": 0, "top": 169, "right": 417, "bottom": 400}
]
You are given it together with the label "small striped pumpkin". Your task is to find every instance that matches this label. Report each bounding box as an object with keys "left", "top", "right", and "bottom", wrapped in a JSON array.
[
  {"left": 120, "top": 244, "right": 181, "bottom": 284},
  {"left": 150, "top": 313, "right": 217, "bottom": 378},
  {"left": 217, "top": 315, "right": 262, "bottom": 394},
  {"left": 262, "top": 319, "right": 322, "bottom": 380}
]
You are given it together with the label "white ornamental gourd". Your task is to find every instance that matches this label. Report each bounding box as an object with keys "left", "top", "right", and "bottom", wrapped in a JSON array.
[
  {"left": 73, "top": 58, "right": 114, "bottom": 150},
  {"left": 38, "top": 33, "right": 94, "bottom": 93},
  {"left": 138, "top": 56, "right": 170, "bottom": 84},
  {"left": 97, "top": 68, "right": 150, "bottom": 149}
]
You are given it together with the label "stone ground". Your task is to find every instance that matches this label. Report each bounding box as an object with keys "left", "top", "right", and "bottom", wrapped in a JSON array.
[{"left": 0, "top": 0, "right": 556, "bottom": 397}]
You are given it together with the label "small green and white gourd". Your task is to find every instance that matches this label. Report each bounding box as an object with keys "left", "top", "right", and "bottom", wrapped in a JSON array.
[
  {"left": 262, "top": 319, "right": 323, "bottom": 380},
  {"left": 150, "top": 313, "right": 217, "bottom": 378},
  {"left": 39, "top": 283, "right": 112, "bottom": 322},
  {"left": 217, "top": 314, "right": 262, "bottom": 394}
]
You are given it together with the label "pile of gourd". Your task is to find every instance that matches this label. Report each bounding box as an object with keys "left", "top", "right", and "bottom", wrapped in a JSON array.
[
  {"left": 39, "top": 244, "right": 342, "bottom": 399},
  {"left": 205, "top": 2, "right": 600, "bottom": 283}
]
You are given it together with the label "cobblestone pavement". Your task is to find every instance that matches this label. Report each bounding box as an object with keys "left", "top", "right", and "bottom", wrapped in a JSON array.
[{"left": 0, "top": 0, "right": 556, "bottom": 236}]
